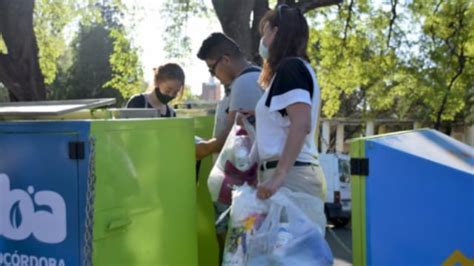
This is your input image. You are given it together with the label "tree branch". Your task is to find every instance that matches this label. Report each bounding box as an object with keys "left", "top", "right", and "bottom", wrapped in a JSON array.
[
  {"left": 434, "top": 0, "right": 442, "bottom": 13},
  {"left": 342, "top": 0, "right": 354, "bottom": 47},
  {"left": 443, "top": 4, "right": 467, "bottom": 58},
  {"left": 386, "top": 0, "right": 398, "bottom": 50},
  {"left": 434, "top": 46, "right": 466, "bottom": 129},
  {"left": 294, "top": 0, "right": 343, "bottom": 13},
  {"left": 428, "top": 0, "right": 443, "bottom": 51},
  {"left": 277, "top": 0, "right": 341, "bottom": 12}
]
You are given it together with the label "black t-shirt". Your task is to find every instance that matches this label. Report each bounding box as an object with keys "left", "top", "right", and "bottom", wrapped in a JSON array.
[
  {"left": 265, "top": 58, "right": 314, "bottom": 116},
  {"left": 125, "top": 94, "right": 175, "bottom": 117}
]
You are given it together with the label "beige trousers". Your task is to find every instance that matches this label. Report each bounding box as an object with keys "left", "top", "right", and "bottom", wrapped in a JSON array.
[
  {"left": 259, "top": 164, "right": 327, "bottom": 231},
  {"left": 259, "top": 164, "right": 327, "bottom": 200}
]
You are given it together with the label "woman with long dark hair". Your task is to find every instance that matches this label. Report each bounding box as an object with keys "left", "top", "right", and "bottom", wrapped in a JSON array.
[{"left": 254, "top": 5, "right": 327, "bottom": 224}]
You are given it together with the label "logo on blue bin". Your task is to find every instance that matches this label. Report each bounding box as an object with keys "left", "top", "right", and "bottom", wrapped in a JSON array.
[{"left": 0, "top": 173, "right": 67, "bottom": 244}]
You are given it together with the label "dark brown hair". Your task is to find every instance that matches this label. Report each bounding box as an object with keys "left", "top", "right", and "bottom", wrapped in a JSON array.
[
  {"left": 197, "top": 32, "right": 243, "bottom": 61},
  {"left": 259, "top": 6, "right": 309, "bottom": 87},
  {"left": 153, "top": 63, "right": 185, "bottom": 85},
  {"left": 148, "top": 63, "right": 185, "bottom": 100}
]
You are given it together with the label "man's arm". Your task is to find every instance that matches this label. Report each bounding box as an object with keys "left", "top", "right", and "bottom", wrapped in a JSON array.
[{"left": 195, "top": 110, "right": 236, "bottom": 160}]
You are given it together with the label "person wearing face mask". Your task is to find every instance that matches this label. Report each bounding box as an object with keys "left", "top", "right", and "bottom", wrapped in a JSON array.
[
  {"left": 126, "top": 63, "right": 184, "bottom": 117},
  {"left": 247, "top": 5, "right": 327, "bottom": 224}
]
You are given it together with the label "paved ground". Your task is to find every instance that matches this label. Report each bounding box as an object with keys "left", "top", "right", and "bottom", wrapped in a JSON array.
[{"left": 325, "top": 223, "right": 353, "bottom": 265}]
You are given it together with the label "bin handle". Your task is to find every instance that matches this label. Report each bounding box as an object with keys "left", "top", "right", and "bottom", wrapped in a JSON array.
[{"left": 107, "top": 217, "right": 132, "bottom": 231}]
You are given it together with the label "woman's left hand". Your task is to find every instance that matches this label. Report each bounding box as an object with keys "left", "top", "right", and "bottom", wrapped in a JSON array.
[{"left": 256, "top": 172, "right": 286, "bottom": 200}]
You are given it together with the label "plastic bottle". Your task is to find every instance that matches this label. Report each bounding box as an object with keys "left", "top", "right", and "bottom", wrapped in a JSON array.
[
  {"left": 275, "top": 222, "right": 292, "bottom": 249},
  {"left": 234, "top": 137, "right": 251, "bottom": 171}
]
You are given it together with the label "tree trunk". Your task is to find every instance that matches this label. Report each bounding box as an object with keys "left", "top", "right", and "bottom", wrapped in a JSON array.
[
  {"left": 212, "top": 0, "right": 259, "bottom": 62},
  {"left": 251, "top": 0, "right": 270, "bottom": 64},
  {"left": 212, "top": 0, "right": 341, "bottom": 64},
  {"left": 0, "top": 0, "right": 46, "bottom": 102}
]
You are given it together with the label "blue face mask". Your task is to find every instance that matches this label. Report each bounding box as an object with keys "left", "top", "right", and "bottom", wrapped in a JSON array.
[{"left": 259, "top": 38, "right": 269, "bottom": 60}]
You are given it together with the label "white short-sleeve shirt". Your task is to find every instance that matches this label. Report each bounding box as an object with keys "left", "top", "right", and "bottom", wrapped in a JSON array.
[{"left": 255, "top": 58, "right": 320, "bottom": 164}]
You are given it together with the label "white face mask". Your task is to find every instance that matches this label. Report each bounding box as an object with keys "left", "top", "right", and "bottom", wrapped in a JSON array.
[{"left": 259, "top": 38, "right": 269, "bottom": 60}]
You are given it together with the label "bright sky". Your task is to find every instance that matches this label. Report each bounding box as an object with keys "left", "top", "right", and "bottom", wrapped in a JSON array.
[{"left": 123, "top": 0, "right": 221, "bottom": 95}]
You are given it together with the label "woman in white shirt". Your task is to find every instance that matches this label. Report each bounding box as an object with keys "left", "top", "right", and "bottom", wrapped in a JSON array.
[{"left": 253, "top": 5, "right": 327, "bottom": 215}]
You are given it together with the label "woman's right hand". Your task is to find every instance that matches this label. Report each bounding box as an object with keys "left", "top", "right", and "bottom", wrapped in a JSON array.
[{"left": 256, "top": 172, "right": 286, "bottom": 200}]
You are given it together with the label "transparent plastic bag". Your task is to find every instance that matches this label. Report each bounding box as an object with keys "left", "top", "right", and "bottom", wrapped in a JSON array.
[
  {"left": 222, "top": 184, "right": 267, "bottom": 266},
  {"left": 247, "top": 188, "right": 333, "bottom": 266},
  {"left": 285, "top": 190, "right": 327, "bottom": 237},
  {"left": 222, "top": 185, "right": 332, "bottom": 266},
  {"left": 207, "top": 116, "right": 258, "bottom": 205}
]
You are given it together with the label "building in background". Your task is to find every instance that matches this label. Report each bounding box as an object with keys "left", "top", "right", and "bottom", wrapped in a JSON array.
[{"left": 201, "top": 77, "right": 221, "bottom": 102}]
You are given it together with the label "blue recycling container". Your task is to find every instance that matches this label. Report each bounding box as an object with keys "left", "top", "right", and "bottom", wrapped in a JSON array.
[{"left": 351, "top": 129, "right": 474, "bottom": 266}]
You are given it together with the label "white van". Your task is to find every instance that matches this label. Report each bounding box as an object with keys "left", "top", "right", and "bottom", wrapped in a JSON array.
[{"left": 319, "top": 153, "right": 351, "bottom": 227}]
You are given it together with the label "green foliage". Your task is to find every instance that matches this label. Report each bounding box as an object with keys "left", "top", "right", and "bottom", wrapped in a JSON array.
[
  {"left": 33, "top": 0, "right": 76, "bottom": 85},
  {"left": 45, "top": 0, "right": 144, "bottom": 104},
  {"left": 161, "top": 0, "right": 208, "bottom": 62},
  {"left": 105, "top": 28, "right": 143, "bottom": 99},
  {"left": 409, "top": 0, "right": 473, "bottom": 125},
  {"left": 48, "top": 0, "right": 144, "bottom": 105},
  {"left": 49, "top": 24, "right": 117, "bottom": 100},
  {"left": 32, "top": 0, "right": 473, "bottom": 128},
  {"left": 308, "top": 0, "right": 473, "bottom": 127}
]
